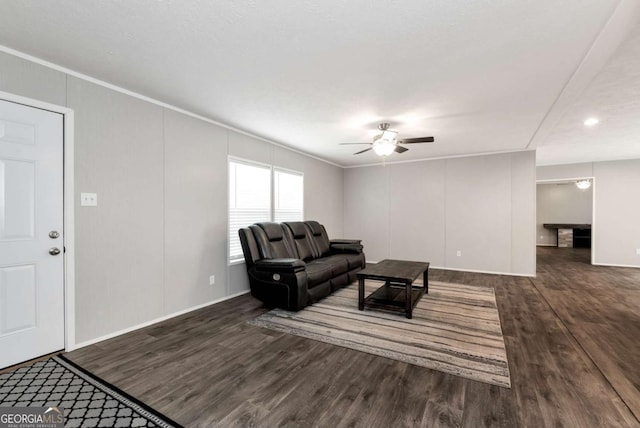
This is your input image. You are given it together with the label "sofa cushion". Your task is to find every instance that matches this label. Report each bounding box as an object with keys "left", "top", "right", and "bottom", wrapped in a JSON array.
[
  {"left": 283, "top": 222, "right": 316, "bottom": 261},
  {"left": 305, "top": 221, "right": 331, "bottom": 257},
  {"left": 330, "top": 273, "right": 350, "bottom": 291},
  {"left": 305, "top": 260, "right": 334, "bottom": 287},
  {"left": 286, "top": 221, "right": 308, "bottom": 239},
  {"left": 343, "top": 252, "right": 366, "bottom": 270},
  {"left": 307, "top": 281, "right": 331, "bottom": 303},
  {"left": 315, "top": 255, "right": 349, "bottom": 276},
  {"left": 260, "top": 222, "right": 285, "bottom": 240},
  {"left": 250, "top": 223, "right": 295, "bottom": 259}
]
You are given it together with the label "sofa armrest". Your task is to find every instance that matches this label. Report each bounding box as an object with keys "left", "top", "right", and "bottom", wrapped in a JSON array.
[
  {"left": 330, "top": 242, "right": 364, "bottom": 254},
  {"left": 249, "top": 263, "right": 308, "bottom": 310},
  {"left": 330, "top": 238, "right": 362, "bottom": 245},
  {"left": 254, "top": 258, "right": 306, "bottom": 272}
]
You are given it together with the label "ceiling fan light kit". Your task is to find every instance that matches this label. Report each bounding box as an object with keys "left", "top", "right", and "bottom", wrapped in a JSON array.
[
  {"left": 372, "top": 130, "right": 398, "bottom": 156},
  {"left": 340, "top": 122, "right": 435, "bottom": 158}
]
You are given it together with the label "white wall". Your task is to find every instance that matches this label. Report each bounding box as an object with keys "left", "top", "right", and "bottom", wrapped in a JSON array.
[
  {"left": 344, "top": 151, "right": 537, "bottom": 276},
  {"left": 0, "top": 50, "right": 344, "bottom": 344},
  {"left": 538, "top": 160, "right": 640, "bottom": 267},
  {"left": 536, "top": 183, "right": 593, "bottom": 246}
]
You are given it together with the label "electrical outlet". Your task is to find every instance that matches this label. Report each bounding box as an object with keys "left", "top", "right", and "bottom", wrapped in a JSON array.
[
  {"left": 80, "top": 193, "right": 98, "bottom": 206},
  {"left": 636, "top": 249, "right": 640, "bottom": 256},
  {"left": 209, "top": 275, "right": 215, "bottom": 285},
  {"left": 456, "top": 250, "right": 462, "bottom": 257}
]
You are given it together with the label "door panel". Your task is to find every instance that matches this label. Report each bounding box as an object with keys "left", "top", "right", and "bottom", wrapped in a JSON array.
[
  {"left": 0, "top": 159, "right": 36, "bottom": 240},
  {"left": 0, "top": 265, "right": 37, "bottom": 334},
  {"left": 0, "top": 118, "right": 36, "bottom": 146},
  {"left": 0, "top": 99, "right": 64, "bottom": 368}
]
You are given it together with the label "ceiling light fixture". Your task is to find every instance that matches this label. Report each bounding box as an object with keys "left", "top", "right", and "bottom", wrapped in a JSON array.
[
  {"left": 576, "top": 179, "right": 591, "bottom": 190},
  {"left": 583, "top": 117, "right": 599, "bottom": 127},
  {"left": 372, "top": 130, "right": 398, "bottom": 156}
]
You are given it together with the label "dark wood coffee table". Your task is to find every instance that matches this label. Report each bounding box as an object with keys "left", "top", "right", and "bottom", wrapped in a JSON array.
[{"left": 357, "top": 259, "right": 430, "bottom": 319}]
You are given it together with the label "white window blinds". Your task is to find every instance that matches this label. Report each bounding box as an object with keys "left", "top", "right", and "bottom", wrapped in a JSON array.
[
  {"left": 228, "top": 160, "right": 271, "bottom": 260},
  {"left": 274, "top": 169, "right": 304, "bottom": 223},
  {"left": 228, "top": 160, "right": 305, "bottom": 262}
]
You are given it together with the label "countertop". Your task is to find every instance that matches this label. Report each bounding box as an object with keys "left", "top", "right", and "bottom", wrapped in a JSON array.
[{"left": 543, "top": 224, "right": 592, "bottom": 229}]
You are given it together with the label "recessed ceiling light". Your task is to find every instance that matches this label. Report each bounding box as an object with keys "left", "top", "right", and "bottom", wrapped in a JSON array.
[{"left": 583, "top": 117, "right": 599, "bottom": 127}]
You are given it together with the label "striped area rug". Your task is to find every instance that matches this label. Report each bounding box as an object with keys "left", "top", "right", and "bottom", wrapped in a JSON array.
[{"left": 248, "top": 280, "right": 511, "bottom": 388}]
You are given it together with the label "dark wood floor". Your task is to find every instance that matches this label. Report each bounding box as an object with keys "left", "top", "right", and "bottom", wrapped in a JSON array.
[{"left": 66, "top": 248, "right": 640, "bottom": 427}]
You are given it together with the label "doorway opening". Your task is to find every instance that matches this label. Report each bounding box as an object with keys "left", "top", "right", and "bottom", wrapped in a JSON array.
[{"left": 536, "top": 177, "right": 595, "bottom": 265}]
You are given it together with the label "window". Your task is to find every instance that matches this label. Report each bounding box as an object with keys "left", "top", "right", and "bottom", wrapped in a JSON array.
[
  {"left": 274, "top": 169, "right": 303, "bottom": 223},
  {"left": 228, "top": 159, "right": 303, "bottom": 261},
  {"left": 228, "top": 160, "right": 271, "bottom": 261}
]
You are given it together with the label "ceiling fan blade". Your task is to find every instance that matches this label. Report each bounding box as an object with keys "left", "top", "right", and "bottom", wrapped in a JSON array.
[
  {"left": 399, "top": 136, "right": 435, "bottom": 144},
  {"left": 354, "top": 147, "right": 373, "bottom": 155},
  {"left": 394, "top": 145, "right": 409, "bottom": 154},
  {"left": 339, "top": 142, "right": 372, "bottom": 145}
]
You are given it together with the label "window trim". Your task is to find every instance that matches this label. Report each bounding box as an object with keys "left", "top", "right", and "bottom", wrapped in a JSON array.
[{"left": 227, "top": 156, "right": 304, "bottom": 265}]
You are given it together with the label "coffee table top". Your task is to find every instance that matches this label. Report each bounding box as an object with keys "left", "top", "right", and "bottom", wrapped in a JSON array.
[{"left": 357, "top": 259, "right": 429, "bottom": 283}]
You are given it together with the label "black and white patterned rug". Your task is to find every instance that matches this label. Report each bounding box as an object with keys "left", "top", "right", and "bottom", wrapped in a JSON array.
[{"left": 0, "top": 355, "right": 182, "bottom": 427}]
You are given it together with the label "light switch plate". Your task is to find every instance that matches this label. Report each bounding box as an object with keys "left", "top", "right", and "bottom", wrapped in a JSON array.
[{"left": 81, "top": 193, "right": 98, "bottom": 206}]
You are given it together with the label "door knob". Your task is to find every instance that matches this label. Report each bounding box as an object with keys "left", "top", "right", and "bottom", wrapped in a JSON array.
[
  {"left": 49, "top": 230, "right": 60, "bottom": 239},
  {"left": 49, "top": 247, "right": 61, "bottom": 256}
]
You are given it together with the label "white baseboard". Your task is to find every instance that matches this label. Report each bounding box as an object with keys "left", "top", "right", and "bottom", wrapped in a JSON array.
[
  {"left": 69, "top": 290, "right": 250, "bottom": 351},
  {"left": 536, "top": 244, "right": 557, "bottom": 247},
  {"left": 367, "top": 260, "right": 535, "bottom": 277},
  {"left": 592, "top": 262, "right": 640, "bottom": 269},
  {"left": 431, "top": 265, "right": 536, "bottom": 278}
]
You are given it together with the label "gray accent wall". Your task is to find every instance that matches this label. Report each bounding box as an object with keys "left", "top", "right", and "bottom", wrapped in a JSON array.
[
  {"left": 538, "top": 160, "right": 640, "bottom": 267},
  {"left": 163, "top": 110, "right": 229, "bottom": 313},
  {"left": 67, "top": 77, "right": 166, "bottom": 341},
  {"left": 536, "top": 183, "right": 593, "bottom": 246},
  {"left": 0, "top": 51, "right": 344, "bottom": 344},
  {"left": 343, "top": 164, "right": 390, "bottom": 262},
  {"left": 344, "top": 151, "right": 537, "bottom": 276}
]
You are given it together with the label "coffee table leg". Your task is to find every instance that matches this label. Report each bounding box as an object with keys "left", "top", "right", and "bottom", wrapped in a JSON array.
[
  {"left": 424, "top": 269, "right": 429, "bottom": 294},
  {"left": 358, "top": 278, "right": 365, "bottom": 310},
  {"left": 405, "top": 281, "right": 412, "bottom": 319}
]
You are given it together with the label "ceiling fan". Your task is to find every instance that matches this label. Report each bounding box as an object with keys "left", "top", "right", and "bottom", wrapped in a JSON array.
[{"left": 340, "top": 122, "right": 435, "bottom": 156}]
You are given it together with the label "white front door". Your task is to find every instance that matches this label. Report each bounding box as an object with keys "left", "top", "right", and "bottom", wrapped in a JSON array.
[{"left": 0, "top": 99, "right": 64, "bottom": 368}]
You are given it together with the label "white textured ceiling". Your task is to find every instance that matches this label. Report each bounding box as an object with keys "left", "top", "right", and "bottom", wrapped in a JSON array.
[
  {"left": 537, "top": 22, "right": 640, "bottom": 165},
  {"left": 0, "top": 1, "right": 636, "bottom": 166}
]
